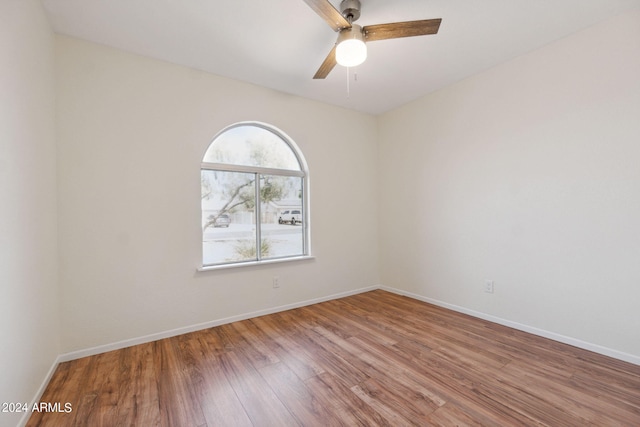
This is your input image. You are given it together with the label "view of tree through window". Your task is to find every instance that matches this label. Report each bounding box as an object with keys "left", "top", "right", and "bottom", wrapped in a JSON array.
[{"left": 201, "top": 123, "right": 307, "bottom": 267}]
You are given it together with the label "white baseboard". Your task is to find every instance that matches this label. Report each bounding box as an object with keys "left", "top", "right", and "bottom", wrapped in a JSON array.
[
  {"left": 26, "top": 283, "right": 639, "bottom": 426},
  {"left": 58, "top": 284, "right": 640, "bottom": 366},
  {"left": 26, "top": 288, "right": 382, "bottom": 425},
  {"left": 59, "top": 285, "right": 379, "bottom": 362},
  {"left": 381, "top": 286, "right": 640, "bottom": 366},
  {"left": 18, "top": 354, "right": 64, "bottom": 427}
]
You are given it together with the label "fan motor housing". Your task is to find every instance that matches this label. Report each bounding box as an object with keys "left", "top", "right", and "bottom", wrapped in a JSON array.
[{"left": 340, "top": 0, "right": 361, "bottom": 22}]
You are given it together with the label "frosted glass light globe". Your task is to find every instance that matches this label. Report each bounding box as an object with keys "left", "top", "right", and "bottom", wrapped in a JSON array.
[{"left": 335, "top": 25, "right": 367, "bottom": 67}]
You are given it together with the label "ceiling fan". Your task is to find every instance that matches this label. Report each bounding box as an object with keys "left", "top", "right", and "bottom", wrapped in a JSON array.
[{"left": 303, "top": 0, "right": 442, "bottom": 79}]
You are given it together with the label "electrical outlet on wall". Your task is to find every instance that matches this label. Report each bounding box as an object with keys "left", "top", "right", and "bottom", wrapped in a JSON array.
[
  {"left": 273, "top": 276, "right": 280, "bottom": 288},
  {"left": 484, "top": 280, "right": 494, "bottom": 293}
]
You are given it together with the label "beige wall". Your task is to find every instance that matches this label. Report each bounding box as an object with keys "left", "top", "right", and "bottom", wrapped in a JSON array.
[
  {"left": 0, "top": 1, "right": 59, "bottom": 425},
  {"left": 379, "top": 10, "right": 640, "bottom": 361},
  {"left": 55, "top": 36, "right": 380, "bottom": 354}
]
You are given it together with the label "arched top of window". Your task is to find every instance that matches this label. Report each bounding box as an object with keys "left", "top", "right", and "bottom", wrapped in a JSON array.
[{"left": 203, "top": 123, "right": 302, "bottom": 172}]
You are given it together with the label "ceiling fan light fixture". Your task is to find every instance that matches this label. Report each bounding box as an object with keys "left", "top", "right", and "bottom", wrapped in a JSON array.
[{"left": 335, "top": 24, "right": 367, "bottom": 67}]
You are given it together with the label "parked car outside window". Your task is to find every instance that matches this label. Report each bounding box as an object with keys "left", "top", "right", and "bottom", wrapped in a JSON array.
[
  {"left": 210, "top": 213, "right": 231, "bottom": 228},
  {"left": 278, "top": 209, "right": 301, "bottom": 225}
]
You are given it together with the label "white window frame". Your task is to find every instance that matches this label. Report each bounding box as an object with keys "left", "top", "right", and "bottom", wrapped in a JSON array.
[{"left": 199, "top": 122, "right": 311, "bottom": 271}]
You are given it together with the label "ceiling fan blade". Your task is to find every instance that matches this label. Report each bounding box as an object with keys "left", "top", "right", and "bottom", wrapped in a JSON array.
[
  {"left": 363, "top": 19, "right": 442, "bottom": 42},
  {"left": 302, "top": 0, "right": 351, "bottom": 31},
  {"left": 313, "top": 45, "right": 337, "bottom": 79}
]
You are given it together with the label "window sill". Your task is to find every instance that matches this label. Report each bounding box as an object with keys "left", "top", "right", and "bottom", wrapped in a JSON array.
[{"left": 197, "top": 255, "right": 315, "bottom": 272}]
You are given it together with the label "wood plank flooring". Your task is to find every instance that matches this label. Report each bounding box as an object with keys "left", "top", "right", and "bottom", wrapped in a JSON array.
[{"left": 27, "top": 290, "right": 640, "bottom": 426}]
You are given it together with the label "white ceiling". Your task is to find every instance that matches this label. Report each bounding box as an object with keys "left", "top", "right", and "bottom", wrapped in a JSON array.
[{"left": 41, "top": 0, "right": 640, "bottom": 115}]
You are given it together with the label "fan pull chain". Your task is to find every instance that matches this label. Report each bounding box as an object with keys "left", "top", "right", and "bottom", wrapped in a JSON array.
[{"left": 346, "top": 68, "right": 359, "bottom": 99}]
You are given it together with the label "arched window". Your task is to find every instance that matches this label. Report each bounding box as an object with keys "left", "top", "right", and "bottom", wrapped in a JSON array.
[{"left": 201, "top": 122, "right": 309, "bottom": 268}]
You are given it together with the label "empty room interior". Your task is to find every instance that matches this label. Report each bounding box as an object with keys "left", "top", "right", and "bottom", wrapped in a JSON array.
[{"left": 2, "top": 0, "right": 640, "bottom": 425}]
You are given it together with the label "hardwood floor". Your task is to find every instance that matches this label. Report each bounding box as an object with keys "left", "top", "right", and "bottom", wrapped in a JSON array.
[{"left": 28, "top": 290, "right": 640, "bottom": 426}]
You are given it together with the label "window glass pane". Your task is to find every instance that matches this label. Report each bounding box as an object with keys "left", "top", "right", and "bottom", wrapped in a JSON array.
[
  {"left": 202, "top": 170, "right": 257, "bottom": 265},
  {"left": 259, "top": 175, "right": 304, "bottom": 260},
  {"left": 203, "top": 125, "right": 300, "bottom": 171}
]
